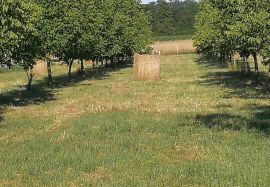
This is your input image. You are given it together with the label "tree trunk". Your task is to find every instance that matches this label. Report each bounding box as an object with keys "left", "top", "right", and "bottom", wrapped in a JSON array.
[
  {"left": 47, "top": 59, "right": 53, "bottom": 84},
  {"left": 220, "top": 53, "right": 225, "bottom": 63},
  {"left": 252, "top": 52, "right": 259, "bottom": 74},
  {"left": 105, "top": 58, "right": 108, "bottom": 68},
  {"left": 26, "top": 67, "right": 34, "bottom": 91},
  {"left": 111, "top": 58, "right": 114, "bottom": 68},
  {"left": 68, "top": 60, "right": 73, "bottom": 78},
  {"left": 7, "top": 62, "right": 12, "bottom": 69},
  {"left": 80, "top": 59, "right": 85, "bottom": 76},
  {"left": 243, "top": 56, "right": 251, "bottom": 73},
  {"left": 101, "top": 59, "right": 104, "bottom": 66},
  {"left": 229, "top": 54, "right": 232, "bottom": 63},
  {"left": 120, "top": 56, "right": 125, "bottom": 66}
]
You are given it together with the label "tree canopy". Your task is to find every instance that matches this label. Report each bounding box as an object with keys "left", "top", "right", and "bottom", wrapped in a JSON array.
[
  {"left": 1, "top": 0, "right": 41, "bottom": 67},
  {"left": 194, "top": 0, "right": 270, "bottom": 74},
  {"left": 1, "top": 0, "right": 152, "bottom": 89},
  {"left": 143, "top": 0, "right": 199, "bottom": 36}
]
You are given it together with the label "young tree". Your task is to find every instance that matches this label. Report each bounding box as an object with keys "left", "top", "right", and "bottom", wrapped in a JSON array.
[
  {"left": 194, "top": 0, "right": 270, "bottom": 76},
  {"left": 36, "top": 0, "right": 151, "bottom": 80},
  {"left": 36, "top": 0, "right": 98, "bottom": 79},
  {"left": 193, "top": 1, "right": 226, "bottom": 59},
  {"left": 226, "top": 0, "right": 270, "bottom": 74},
  {"left": 1, "top": 0, "right": 41, "bottom": 90},
  {"left": 91, "top": 0, "right": 152, "bottom": 68}
]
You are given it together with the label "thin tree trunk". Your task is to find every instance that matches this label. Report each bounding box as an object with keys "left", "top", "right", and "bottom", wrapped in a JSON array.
[
  {"left": 120, "top": 56, "right": 124, "bottom": 66},
  {"left": 68, "top": 60, "right": 73, "bottom": 78},
  {"left": 80, "top": 59, "right": 85, "bottom": 76},
  {"left": 252, "top": 52, "right": 259, "bottom": 74},
  {"left": 242, "top": 56, "right": 246, "bottom": 72},
  {"left": 229, "top": 54, "right": 232, "bottom": 63},
  {"left": 111, "top": 58, "right": 114, "bottom": 68},
  {"left": 7, "top": 61, "right": 12, "bottom": 69},
  {"left": 220, "top": 53, "right": 225, "bottom": 63},
  {"left": 243, "top": 56, "right": 251, "bottom": 73},
  {"left": 101, "top": 59, "right": 104, "bottom": 66},
  {"left": 105, "top": 58, "right": 108, "bottom": 68},
  {"left": 26, "top": 67, "right": 34, "bottom": 91},
  {"left": 47, "top": 59, "right": 53, "bottom": 84}
]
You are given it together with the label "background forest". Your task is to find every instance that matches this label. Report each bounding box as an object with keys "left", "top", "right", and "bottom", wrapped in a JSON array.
[{"left": 144, "top": 0, "right": 199, "bottom": 37}]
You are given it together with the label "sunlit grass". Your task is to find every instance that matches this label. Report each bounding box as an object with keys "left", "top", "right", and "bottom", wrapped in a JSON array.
[
  {"left": 153, "top": 40, "right": 196, "bottom": 55},
  {"left": 0, "top": 54, "right": 270, "bottom": 186}
]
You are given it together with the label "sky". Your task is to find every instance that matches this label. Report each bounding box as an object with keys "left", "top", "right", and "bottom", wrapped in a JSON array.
[
  {"left": 141, "top": 0, "right": 156, "bottom": 4},
  {"left": 141, "top": 0, "right": 199, "bottom": 4}
]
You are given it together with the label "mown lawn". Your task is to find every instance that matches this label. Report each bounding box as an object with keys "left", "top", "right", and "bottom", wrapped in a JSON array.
[{"left": 0, "top": 54, "right": 270, "bottom": 186}]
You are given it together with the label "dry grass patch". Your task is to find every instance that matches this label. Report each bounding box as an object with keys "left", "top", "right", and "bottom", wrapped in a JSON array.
[
  {"left": 153, "top": 40, "right": 196, "bottom": 55},
  {"left": 83, "top": 167, "right": 112, "bottom": 184},
  {"left": 33, "top": 60, "right": 47, "bottom": 77},
  {"left": 0, "top": 177, "right": 22, "bottom": 187},
  {"left": 163, "top": 145, "right": 207, "bottom": 164}
]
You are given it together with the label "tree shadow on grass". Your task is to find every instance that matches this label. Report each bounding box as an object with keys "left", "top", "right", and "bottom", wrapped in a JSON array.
[
  {"left": 194, "top": 57, "right": 270, "bottom": 135},
  {"left": 195, "top": 56, "right": 229, "bottom": 69},
  {"left": 196, "top": 58, "right": 270, "bottom": 99},
  {"left": 195, "top": 105, "right": 270, "bottom": 135},
  {"left": 0, "top": 65, "right": 127, "bottom": 124}
]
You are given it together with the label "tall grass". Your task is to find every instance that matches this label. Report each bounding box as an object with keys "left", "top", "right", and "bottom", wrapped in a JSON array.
[
  {"left": 153, "top": 35, "right": 194, "bottom": 41},
  {"left": 153, "top": 40, "right": 196, "bottom": 55}
]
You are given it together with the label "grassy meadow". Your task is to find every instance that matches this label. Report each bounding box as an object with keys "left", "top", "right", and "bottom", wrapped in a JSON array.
[{"left": 0, "top": 54, "right": 270, "bottom": 186}]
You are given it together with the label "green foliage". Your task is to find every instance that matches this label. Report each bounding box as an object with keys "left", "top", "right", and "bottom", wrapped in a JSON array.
[
  {"left": 194, "top": 0, "right": 270, "bottom": 69},
  {"left": 193, "top": 1, "right": 225, "bottom": 57},
  {"left": 1, "top": 0, "right": 42, "bottom": 89},
  {"left": 144, "top": 0, "right": 199, "bottom": 36},
  {"left": 1, "top": 0, "right": 152, "bottom": 85},
  {"left": 0, "top": 0, "right": 41, "bottom": 67},
  {"left": 35, "top": 0, "right": 151, "bottom": 62},
  {"left": 261, "top": 47, "right": 270, "bottom": 66}
]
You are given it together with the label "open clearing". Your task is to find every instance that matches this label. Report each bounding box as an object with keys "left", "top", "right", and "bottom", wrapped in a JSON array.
[
  {"left": 0, "top": 54, "right": 270, "bottom": 186},
  {"left": 153, "top": 40, "right": 195, "bottom": 55}
]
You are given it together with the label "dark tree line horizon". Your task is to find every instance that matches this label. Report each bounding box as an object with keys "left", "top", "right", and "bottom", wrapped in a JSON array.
[{"left": 143, "top": 0, "right": 199, "bottom": 36}]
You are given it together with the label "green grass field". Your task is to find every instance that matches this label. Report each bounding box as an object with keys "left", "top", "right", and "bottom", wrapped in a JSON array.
[{"left": 0, "top": 54, "right": 270, "bottom": 186}]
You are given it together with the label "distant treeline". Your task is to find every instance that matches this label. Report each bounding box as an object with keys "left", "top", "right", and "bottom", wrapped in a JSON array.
[{"left": 143, "top": 0, "right": 199, "bottom": 37}]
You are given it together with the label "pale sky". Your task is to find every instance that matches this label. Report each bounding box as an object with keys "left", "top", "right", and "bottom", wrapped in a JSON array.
[
  {"left": 141, "top": 0, "right": 198, "bottom": 4},
  {"left": 141, "top": 0, "right": 156, "bottom": 4}
]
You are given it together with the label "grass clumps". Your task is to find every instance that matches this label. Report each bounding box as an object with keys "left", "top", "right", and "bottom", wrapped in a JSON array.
[{"left": 0, "top": 54, "right": 270, "bottom": 186}]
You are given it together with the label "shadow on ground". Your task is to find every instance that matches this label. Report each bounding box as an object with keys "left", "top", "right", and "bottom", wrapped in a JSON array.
[
  {"left": 195, "top": 57, "right": 229, "bottom": 69},
  {"left": 195, "top": 105, "right": 270, "bottom": 135},
  {"left": 196, "top": 58, "right": 270, "bottom": 99},
  {"left": 0, "top": 65, "right": 128, "bottom": 124},
  {"left": 194, "top": 57, "right": 270, "bottom": 135}
]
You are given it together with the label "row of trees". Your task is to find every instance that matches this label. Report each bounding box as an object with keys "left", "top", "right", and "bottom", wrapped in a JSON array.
[
  {"left": 194, "top": 0, "right": 270, "bottom": 75},
  {"left": 0, "top": 0, "right": 152, "bottom": 90},
  {"left": 144, "top": 0, "right": 199, "bottom": 36}
]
